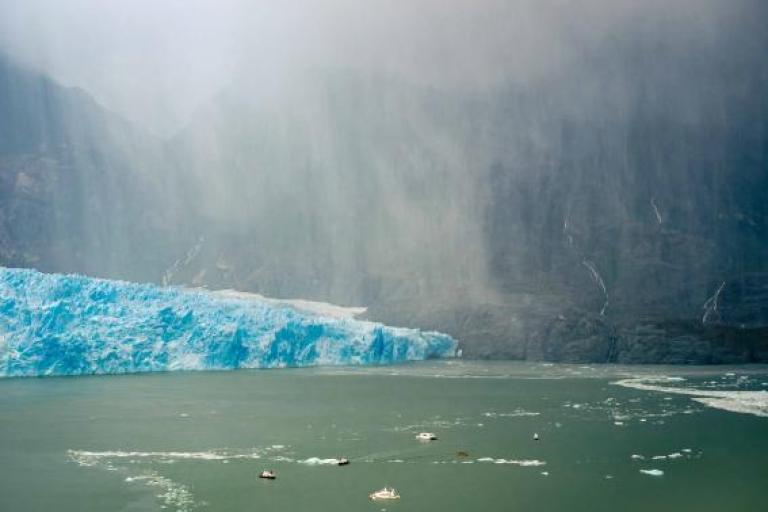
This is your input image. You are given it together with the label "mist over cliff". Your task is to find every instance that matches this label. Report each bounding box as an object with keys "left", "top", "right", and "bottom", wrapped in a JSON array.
[{"left": 1, "top": 0, "right": 767, "bottom": 362}]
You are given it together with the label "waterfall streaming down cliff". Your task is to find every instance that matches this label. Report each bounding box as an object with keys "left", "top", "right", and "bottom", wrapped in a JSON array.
[{"left": 0, "top": 267, "right": 456, "bottom": 377}]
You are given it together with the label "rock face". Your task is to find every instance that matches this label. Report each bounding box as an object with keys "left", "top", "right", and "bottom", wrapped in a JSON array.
[
  {"left": 1, "top": 1, "right": 767, "bottom": 365},
  {"left": 0, "top": 55, "right": 187, "bottom": 282}
]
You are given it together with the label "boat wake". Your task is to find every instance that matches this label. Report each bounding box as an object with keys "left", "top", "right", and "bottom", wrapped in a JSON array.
[
  {"left": 475, "top": 457, "right": 546, "bottom": 466},
  {"left": 68, "top": 450, "right": 210, "bottom": 512},
  {"left": 68, "top": 449, "right": 265, "bottom": 465}
]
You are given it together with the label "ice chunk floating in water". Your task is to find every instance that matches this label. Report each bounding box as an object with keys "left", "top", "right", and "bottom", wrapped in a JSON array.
[
  {"left": 0, "top": 267, "right": 456, "bottom": 377},
  {"left": 613, "top": 377, "right": 768, "bottom": 418}
]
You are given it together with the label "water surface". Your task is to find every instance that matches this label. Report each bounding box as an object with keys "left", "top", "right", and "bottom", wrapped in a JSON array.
[{"left": 1, "top": 362, "right": 767, "bottom": 511}]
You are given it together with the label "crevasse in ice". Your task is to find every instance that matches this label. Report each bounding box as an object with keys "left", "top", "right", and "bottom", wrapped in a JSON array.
[{"left": 0, "top": 267, "right": 456, "bottom": 377}]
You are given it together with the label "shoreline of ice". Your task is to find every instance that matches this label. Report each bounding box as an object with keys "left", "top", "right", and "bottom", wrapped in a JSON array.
[{"left": 613, "top": 376, "right": 768, "bottom": 418}]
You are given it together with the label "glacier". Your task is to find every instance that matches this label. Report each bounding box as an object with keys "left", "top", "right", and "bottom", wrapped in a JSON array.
[{"left": 0, "top": 267, "right": 456, "bottom": 377}]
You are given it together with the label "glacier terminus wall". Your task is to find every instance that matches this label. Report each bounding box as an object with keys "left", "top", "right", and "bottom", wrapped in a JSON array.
[{"left": 0, "top": 267, "right": 456, "bottom": 377}]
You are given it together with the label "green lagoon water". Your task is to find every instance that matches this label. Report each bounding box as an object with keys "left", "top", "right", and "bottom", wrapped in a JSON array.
[{"left": 1, "top": 361, "right": 767, "bottom": 511}]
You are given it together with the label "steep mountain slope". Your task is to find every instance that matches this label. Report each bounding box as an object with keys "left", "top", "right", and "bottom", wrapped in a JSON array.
[
  {"left": 0, "top": 55, "right": 183, "bottom": 281},
  {"left": 1, "top": 2, "right": 767, "bottom": 365},
  {"left": 161, "top": 48, "right": 768, "bottom": 363}
]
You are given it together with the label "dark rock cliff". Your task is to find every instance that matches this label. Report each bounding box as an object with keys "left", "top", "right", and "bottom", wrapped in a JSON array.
[{"left": 1, "top": 0, "right": 767, "bottom": 364}]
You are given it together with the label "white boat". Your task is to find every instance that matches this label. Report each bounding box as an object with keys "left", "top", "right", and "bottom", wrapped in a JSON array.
[
  {"left": 258, "top": 470, "right": 276, "bottom": 480},
  {"left": 369, "top": 487, "right": 400, "bottom": 500},
  {"left": 416, "top": 432, "right": 438, "bottom": 441},
  {"left": 533, "top": 433, "right": 540, "bottom": 441}
]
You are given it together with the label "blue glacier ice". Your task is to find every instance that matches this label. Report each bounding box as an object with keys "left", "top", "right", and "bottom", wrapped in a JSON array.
[{"left": 0, "top": 267, "right": 456, "bottom": 377}]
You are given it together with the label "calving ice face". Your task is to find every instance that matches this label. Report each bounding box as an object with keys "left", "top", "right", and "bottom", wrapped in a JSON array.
[
  {"left": 0, "top": 267, "right": 457, "bottom": 377},
  {"left": 0, "top": 1, "right": 767, "bottom": 511}
]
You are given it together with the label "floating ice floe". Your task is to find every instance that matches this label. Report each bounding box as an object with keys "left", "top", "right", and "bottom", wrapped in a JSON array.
[
  {"left": 632, "top": 450, "right": 695, "bottom": 463},
  {"left": 613, "top": 377, "right": 768, "bottom": 418}
]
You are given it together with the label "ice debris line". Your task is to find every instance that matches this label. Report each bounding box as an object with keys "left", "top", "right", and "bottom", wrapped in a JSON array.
[{"left": 0, "top": 267, "right": 457, "bottom": 377}]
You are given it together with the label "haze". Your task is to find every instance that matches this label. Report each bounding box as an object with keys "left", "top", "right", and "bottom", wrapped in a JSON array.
[
  {"left": 0, "top": 0, "right": 766, "bottom": 361},
  {"left": 0, "top": 0, "right": 729, "bottom": 133}
]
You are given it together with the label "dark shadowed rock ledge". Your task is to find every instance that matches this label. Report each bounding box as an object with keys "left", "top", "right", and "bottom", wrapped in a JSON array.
[{"left": 366, "top": 298, "right": 768, "bottom": 364}]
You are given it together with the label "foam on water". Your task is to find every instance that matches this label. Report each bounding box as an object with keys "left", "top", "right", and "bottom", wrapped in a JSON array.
[
  {"left": 298, "top": 457, "right": 344, "bottom": 465},
  {"left": 388, "top": 415, "right": 472, "bottom": 432},
  {"left": 72, "top": 448, "right": 552, "bottom": 474},
  {"left": 0, "top": 267, "right": 456, "bottom": 377},
  {"left": 68, "top": 450, "right": 202, "bottom": 511},
  {"left": 483, "top": 410, "right": 540, "bottom": 418},
  {"left": 68, "top": 449, "right": 264, "bottom": 465},
  {"left": 476, "top": 457, "right": 546, "bottom": 466},
  {"left": 613, "top": 377, "right": 768, "bottom": 418},
  {"left": 126, "top": 472, "right": 195, "bottom": 512}
]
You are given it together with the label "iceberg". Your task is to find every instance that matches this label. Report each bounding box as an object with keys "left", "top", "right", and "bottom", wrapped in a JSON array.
[{"left": 0, "top": 267, "right": 456, "bottom": 377}]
